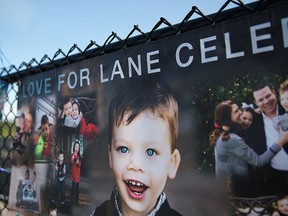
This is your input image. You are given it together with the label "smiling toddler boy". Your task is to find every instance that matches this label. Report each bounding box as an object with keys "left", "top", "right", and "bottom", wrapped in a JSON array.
[{"left": 92, "top": 76, "right": 181, "bottom": 216}]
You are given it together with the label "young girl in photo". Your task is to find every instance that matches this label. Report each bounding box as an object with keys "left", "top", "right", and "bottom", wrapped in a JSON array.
[
  {"left": 70, "top": 140, "right": 81, "bottom": 205},
  {"left": 240, "top": 103, "right": 255, "bottom": 130}
]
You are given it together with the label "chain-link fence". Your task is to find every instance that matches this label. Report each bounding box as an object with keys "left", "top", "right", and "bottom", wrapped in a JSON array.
[{"left": 0, "top": 0, "right": 283, "bottom": 215}]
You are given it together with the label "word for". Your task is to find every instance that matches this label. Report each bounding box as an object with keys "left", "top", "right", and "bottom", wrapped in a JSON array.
[{"left": 22, "top": 68, "right": 90, "bottom": 97}]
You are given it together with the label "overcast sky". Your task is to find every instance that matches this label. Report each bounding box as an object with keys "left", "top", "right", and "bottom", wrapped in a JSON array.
[{"left": 0, "top": 0, "right": 257, "bottom": 69}]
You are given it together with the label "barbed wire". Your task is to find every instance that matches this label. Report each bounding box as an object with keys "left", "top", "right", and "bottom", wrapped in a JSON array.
[{"left": 0, "top": 0, "right": 275, "bottom": 83}]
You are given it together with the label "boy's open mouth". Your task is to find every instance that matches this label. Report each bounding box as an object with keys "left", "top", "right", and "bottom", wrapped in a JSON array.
[{"left": 125, "top": 180, "right": 148, "bottom": 198}]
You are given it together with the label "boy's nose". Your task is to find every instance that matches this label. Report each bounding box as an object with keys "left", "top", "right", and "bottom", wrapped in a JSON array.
[{"left": 127, "top": 153, "right": 144, "bottom": 173}]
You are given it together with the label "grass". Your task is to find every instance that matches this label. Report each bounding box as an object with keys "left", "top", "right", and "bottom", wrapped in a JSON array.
[{"left": 0, "top": 122, "right": 15, "bottom": 139}]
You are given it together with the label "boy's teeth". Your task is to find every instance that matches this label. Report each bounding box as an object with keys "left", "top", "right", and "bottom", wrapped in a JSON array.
[{"left": 126, "top": 180, "right": 144, "bottom": 187}]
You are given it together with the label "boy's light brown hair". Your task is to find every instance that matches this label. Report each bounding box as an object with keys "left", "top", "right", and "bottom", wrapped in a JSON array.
[
  {"left": 108, "top": 76, "right": 179, "bottom": 152},
  {"left": 279, "top": 80, "right": 288, "bottom": 95}
]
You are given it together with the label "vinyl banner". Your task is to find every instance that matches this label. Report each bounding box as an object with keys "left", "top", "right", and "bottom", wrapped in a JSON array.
[{"left": 8, "top": 2, "right": 288, "bottom": 215}]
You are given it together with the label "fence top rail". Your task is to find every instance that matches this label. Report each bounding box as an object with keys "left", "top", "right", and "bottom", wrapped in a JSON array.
[{"left": 0, "top": 0, "right": 285, "bottom": 83}]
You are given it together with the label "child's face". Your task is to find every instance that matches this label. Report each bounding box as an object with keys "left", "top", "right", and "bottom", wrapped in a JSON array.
[
  {"left": 20, "top": 117, "right": 25, "bottom": 130},
  {"left": 109, "top": 111, "right": 180, "bottom": 215},
  {"left": 241, "top": 110, "right": 253, "bottom": 130},
  {"left": 280, "top": 90, "right": 288, "bottom": 111},
  {"left": 277, "top": 198, "right": 288, "bottom": 215},
  {"left": 74, "top": 143, "right": 80, "bottom": 154},
  {"left": 58, "top": 153, "right": 64, "bottom": 164},
  {"left": 63, "top": 101, "right": 72, "bottom": 116},
  {"left": 41, "top": 123, "right": 51, "bottom": 141},
  {"left": 72, "top": 103, "right": 79, "bottom": 119},
  {"left": 24, "top": 113, "right": 33, "bottom": 133}
]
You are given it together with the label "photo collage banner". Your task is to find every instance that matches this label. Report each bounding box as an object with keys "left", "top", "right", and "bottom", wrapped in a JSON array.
[{"left": 7, "top": 3, "right": 288, "bottom": 215}]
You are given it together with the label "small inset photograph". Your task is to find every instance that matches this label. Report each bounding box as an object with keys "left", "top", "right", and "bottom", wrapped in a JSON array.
[{"left": 7, "top": 164, "right": 49, "bottom": 215}]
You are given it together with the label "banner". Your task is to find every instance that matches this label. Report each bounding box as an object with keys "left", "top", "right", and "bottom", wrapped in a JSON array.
[{"left": 8, "top": 2, "right": 288, "bottom": 215}]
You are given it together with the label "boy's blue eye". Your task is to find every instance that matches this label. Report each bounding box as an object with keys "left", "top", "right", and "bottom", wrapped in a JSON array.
[
  {"left": 146, "top": 149, "right": 155, "bottom": 157},
  {"left": 119, "top": 146, "right": 128, "bottom": 154}
]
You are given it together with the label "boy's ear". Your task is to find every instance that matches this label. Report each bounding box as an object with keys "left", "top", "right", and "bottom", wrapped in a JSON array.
[
  {"left": 108, "top": 145, "right": 112, "bottom": 169},
  {"left": 168, "top": 149, "right": 181, "bottom": 179}
]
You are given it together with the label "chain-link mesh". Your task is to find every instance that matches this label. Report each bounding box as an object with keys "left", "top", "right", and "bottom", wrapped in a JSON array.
[
  {"left": 0, "top": 0, "right": 283, "bottom": 214},
  {"left": 0, "top": 82, "right": 18, "bottom": 214}
]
